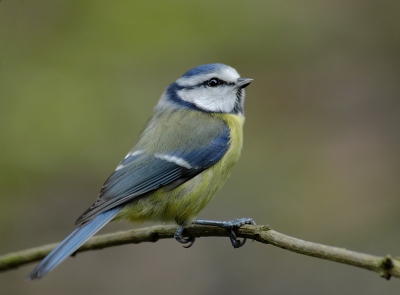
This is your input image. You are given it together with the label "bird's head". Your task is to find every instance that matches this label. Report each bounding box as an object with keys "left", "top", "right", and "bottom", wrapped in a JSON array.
[{"left": 159, "top": 63, "right": 252, "bottom": 115}]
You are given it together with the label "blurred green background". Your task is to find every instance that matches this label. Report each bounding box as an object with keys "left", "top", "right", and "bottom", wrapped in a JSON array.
[{"left": 1, "top": 0, "right": 399, "bottom": 294}]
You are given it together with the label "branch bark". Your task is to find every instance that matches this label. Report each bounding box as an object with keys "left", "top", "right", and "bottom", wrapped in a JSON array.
[{"left": 1, "top": 224, "right": 399, "bottom": 280}]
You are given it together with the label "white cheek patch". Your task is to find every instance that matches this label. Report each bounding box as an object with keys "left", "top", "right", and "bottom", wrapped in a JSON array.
[
  {"left": 177, "top": 87, "right": 237, "bottom": 113},
  {"left": 154, "top": 153, "right": 193, "bottom": 169}
]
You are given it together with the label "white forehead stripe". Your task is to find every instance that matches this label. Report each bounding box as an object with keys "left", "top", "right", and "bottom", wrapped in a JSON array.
[
  {"left": 176, "top": 68, "right": 240, "bottom": 87},
  {"left": 154, "top": 154, "right": 193, "bottom": 169}
]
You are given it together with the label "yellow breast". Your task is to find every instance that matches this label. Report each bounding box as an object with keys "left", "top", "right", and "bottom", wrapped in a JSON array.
[{"left": 117, "top": 113, "right": 245, "bottom": 226}]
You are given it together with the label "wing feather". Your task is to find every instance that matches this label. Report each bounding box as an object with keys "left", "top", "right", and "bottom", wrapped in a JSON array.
[{"left": 75, "top": 111, "right": 230, "bottom": 226}]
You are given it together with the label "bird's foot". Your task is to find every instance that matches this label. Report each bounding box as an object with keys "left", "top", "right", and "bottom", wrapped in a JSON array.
[{"left": 193, "top": 218, "right": 255, "bottom": 248}]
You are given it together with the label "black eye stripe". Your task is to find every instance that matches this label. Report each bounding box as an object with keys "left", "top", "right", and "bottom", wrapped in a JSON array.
[
  {"left": 200, "top": 78, "right": 235, "bottom": 88},
  {"left": 176, "top": 79, "right": 236, "bottom": 90}
]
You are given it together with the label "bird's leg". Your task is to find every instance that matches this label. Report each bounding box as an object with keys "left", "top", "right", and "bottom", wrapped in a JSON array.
[
  {"left": 193, "top": 218, "right": 255, "bottom": 248},
  {"left": 174, "top": 225, "right": 196, "bottom": 248}
]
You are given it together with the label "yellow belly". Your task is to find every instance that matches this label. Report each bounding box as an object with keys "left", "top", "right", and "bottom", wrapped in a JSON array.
[{"left": 117, "top": 113, "right": 244, "bottom": 226}]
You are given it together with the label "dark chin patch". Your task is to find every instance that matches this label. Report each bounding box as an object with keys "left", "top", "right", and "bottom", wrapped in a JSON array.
[{"left": 233, "top": 90, "right": 244, "bottom": 114}]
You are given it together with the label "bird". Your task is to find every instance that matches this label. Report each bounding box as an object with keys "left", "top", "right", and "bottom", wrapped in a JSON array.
[{"left": 27, "top": 63, "right": 253, "bottom": 280}]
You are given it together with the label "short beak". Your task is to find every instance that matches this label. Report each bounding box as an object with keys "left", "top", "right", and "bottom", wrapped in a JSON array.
[{"left": 237, "top": 78, "right": 253, "bottom": 89}]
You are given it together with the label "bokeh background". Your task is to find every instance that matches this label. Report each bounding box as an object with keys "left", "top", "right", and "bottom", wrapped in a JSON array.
[{"left": 1, "top": 1, "right": 399, "bottom": 294}]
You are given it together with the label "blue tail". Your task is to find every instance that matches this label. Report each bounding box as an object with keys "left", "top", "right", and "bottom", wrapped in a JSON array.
[{"left": 27, "top": 207, "right": 122, "bottom": 280}]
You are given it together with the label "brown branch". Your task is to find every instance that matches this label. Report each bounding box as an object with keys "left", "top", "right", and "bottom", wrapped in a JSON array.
[{"left": 0, "top": 224, "right": 399, "bottom": 279}]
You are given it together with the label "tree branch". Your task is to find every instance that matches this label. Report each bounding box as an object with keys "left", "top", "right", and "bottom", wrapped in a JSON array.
[{"left": 1, "top": 224, "right": 399, "bottom": 279}]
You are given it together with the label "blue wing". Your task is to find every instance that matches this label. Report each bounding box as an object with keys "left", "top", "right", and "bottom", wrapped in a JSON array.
[
  {"left": 28, "top": 111, "right": 230, "bottom": 279},
  {"left": 75, "top": 122, "right": 230, "bottom": 225},
  {"left": 27, "top": 207, "right": 122, "bottom": 280}
]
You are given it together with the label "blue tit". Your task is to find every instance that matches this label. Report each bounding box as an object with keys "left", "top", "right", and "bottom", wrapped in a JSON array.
[{"left": 27, "top": 63, "right": 253, "bottom": 280}]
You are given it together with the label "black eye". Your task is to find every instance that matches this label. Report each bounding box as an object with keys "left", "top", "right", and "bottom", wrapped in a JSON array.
[{"left": 207, "top": 78, "right": 221, "bottom": 87}]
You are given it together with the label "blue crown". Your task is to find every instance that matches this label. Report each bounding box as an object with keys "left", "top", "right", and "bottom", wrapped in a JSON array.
[{"left": 182, "top": 63, "right": 227, "bottom": 78}]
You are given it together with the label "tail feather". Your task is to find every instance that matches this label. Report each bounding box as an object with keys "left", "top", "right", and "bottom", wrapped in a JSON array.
[{"left": 27, "top": 207, "right": 122, "bottom": 280}]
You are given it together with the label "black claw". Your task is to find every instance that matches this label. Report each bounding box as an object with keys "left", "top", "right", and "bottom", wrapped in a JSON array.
[
  {"left": 174, "top": 226, "right": 196, "bottom": 248},
  {"left": 228, "top": 229, "right": 247, "bottom": 248},
  {"left": 182, "top": 237, "right": 196, "bottom": 248},
  {"left": 223, "top": 218, "right": 255, "bottom": 249},
  {"left": 228, "top": 230, "right": 239, "bottom": 247}
]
